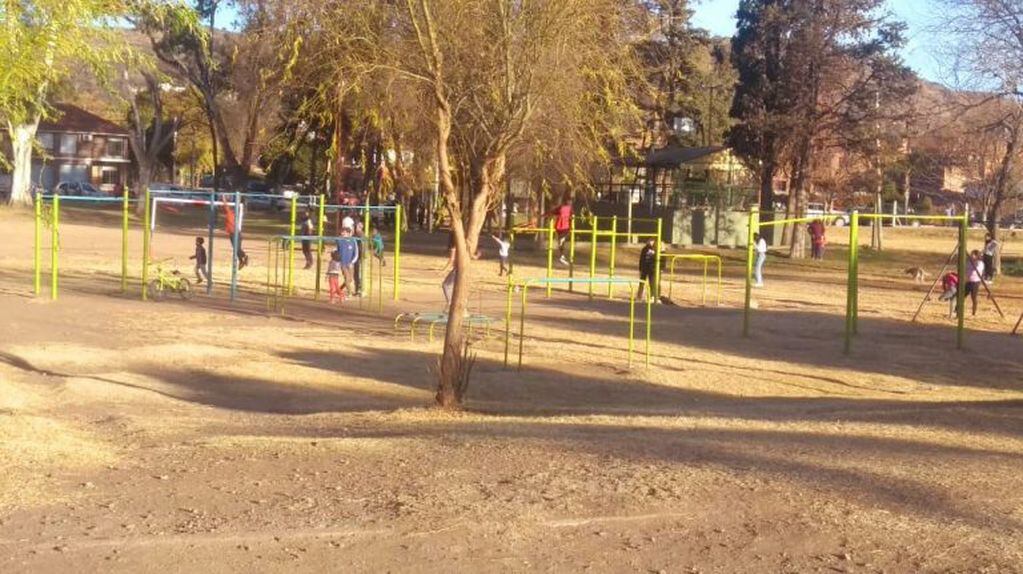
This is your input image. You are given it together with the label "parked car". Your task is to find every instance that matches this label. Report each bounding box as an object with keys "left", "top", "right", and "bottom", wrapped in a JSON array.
[{"left": 53, "top": 181, "right": 105, "bottom": 197}]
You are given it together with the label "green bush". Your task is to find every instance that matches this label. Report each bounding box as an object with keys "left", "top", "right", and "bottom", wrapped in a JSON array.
[
  {"left": 914, "top": 196, "right": 933, "bottom": 214},
  {"left": 1002, "top": 258, "right": 1023, "bottom": 277}
]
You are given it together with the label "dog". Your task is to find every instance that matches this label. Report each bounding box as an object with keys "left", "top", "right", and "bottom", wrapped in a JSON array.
[{"left": 904, "top": 267, "right": 928, "bottom": 283}]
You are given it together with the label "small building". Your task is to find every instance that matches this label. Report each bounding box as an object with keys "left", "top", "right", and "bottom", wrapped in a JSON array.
[{"left": 33, "top": 104, "right": 132, "bottom": 193}]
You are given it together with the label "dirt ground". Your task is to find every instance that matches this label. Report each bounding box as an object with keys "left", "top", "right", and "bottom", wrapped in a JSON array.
[{"left": 1, "top": 205, "right": 1021, "bottom": 573}]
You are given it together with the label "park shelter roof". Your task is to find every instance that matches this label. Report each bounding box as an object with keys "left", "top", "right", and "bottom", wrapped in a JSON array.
[{"left": 39, "top": 104, "right": 128, "bottom": 136}]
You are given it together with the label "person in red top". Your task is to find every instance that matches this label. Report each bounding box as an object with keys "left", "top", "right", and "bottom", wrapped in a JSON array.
[
  {"left": 808, "top": 219, "right": 826, "bottom": 260},
  {"left": 222, "top": 202, "right": 249, "bottom": 269},
  {"left": 547, "top": 198, "right": 573, "bottom": 265},
  {"left": 938, "top": 271, "right": 959, "bottom": 318}
]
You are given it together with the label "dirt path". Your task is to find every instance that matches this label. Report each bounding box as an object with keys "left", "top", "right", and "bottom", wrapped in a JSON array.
[{"left": 1, "top": 208, "right": 1021, "bottom": 573}]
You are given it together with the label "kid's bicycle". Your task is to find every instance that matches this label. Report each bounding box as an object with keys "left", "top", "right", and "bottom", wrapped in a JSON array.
[{"left": 148, "top": 258, "right": 193, "bottom": 301}]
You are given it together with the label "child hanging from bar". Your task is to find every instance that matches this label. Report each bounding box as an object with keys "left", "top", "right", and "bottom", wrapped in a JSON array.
[
  {"left": 491, "top": 233, "right": 512, "bottom": 276},
  {"left": 371, "top": 229, "right": 386, "bottom": 267},
  {"left": 327, "top": 249, "right": 343, "bottom": 304},
  {"left": 189, "top": 236, "right": 210, "bottom": 285},
  {"left": 222, "top": 201, "right": 248, "bottom": 269}
]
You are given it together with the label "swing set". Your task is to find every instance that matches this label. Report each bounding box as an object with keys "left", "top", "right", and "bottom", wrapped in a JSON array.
[{"left": 742, "top": 207, "right": 978, "bottom": 353}]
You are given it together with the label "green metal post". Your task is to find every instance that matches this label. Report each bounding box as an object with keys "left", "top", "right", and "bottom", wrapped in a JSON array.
[
  {"left": 956, "top": 211, "right": 967, "bottom": 349},
  {"left": 51, "top": 194, "right": 59, "bottom": 300},
  {"left": 608, "top": 216, "right": 618, "bottom": 299},
  {"left": 589, "top": 216, "right": 598, "bottom": 299},
  {"left": 34, "top": 195, "right": 41, "bottom": 296},
  {"left": 230, "top": 192, "right": 240, "bottom": 302},
  {"left": 844, "top": 210, "right": 859, "bottom": 354},
  {"left": 315, "top": 194, "right": 325, "bottom": 299},
  {"left": 742, "top": 207, "right": 758, "bottom": 337},
  {"left": 288, "top": 196, "right": 297, "bottom": 295},
  {"left": 654, "top": 218, "right": 663, "bottom": 300},
  {"left": 393, "top": 204, "right": 402, "bottom": 300},
  {"left": 142, "top": 188, "right": 150, "bottom": 301},
  {"left": 121, "top": 186, "right": 129, "bottom": 293},
  {"left": 207, "top": 191, "right": 215, "bottom": 295}
]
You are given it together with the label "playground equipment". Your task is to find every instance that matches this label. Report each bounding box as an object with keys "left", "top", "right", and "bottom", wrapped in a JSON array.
[
  {"left": 300, "top": 198, "right": 402, "bottom": 302},
  {"left": 742, "top": 207, "right": 971, "bottom": 353},
  {"left": 266, "top": 234, "right": 385, "bottom": 313},
  {"left": 508, "top": 214, "right": 663, "bottom": 300},
  {"left": 393, "top": 312, "right": 496, "bottom": 342},
  {"left": 144, "top": 189, "right": 245, "bottom": 301},
  {"left": 911, "top": 242, "right": 1005, "bottom": 323},
  {"left": 664, "top": 254, "right": 723, "bottom": 306},
  {"left": 33, "top": 188, "right": 134, "bottom": 300},
  {"left": 504, "top": 276, "right": 652, "bottom": 369}
]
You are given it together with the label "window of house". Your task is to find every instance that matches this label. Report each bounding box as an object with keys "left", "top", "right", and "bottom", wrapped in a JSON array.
[
  {"left": 101, "top": 167, "right": 120, "bottom": 186},
  {"left": 59, "top": 134, "right": 77, "bottom": 155},
  {"left": 106, "top": 138, "right": 125, "bottom": 158},
  {"left": 37, "top": 133, "right": 54, "bottom": 151}
]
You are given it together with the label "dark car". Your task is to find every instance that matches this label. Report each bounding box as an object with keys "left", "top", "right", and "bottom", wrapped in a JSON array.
[{"left": 53, "top": 181, "right": 105, "bottom": 197}]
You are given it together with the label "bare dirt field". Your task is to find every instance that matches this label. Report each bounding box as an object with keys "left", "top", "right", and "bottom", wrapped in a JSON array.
[{"left": 1, "top": 205, "right": 1022, "bottom": 573}]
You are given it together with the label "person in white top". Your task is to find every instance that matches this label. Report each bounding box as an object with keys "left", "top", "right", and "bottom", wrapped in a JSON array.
[
  {"left": 491, "top": 233, "right": 512, "bottom": 276},
  {"left": 982, "top": 234, "right": 999, "bottom": 282},
  {"left": 966, "top": 249, "right": 985, "bottom": 316},
  {"left": 753, "top": 232, "right": 768, "bottom": 287}
]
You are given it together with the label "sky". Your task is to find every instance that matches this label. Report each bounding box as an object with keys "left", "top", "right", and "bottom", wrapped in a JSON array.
[{"left": 691, "top": 0, "right": 947, "bottom": 84}]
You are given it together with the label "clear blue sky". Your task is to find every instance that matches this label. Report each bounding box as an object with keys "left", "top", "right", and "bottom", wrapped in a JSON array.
[{"left": 691, "top": 0, "right": 945, "bottom": 83}]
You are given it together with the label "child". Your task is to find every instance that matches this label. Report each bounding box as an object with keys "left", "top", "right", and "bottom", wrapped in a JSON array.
[
  {"left": 300, "top": 211, "right": 315, "bottom": 270},
  {"left": 371, "top": 229, "right": 386, "bottom": 267},
  {"left": 938, "top": 271, "right": 959, "bottom": 318},
  {"left": 491, "top": 233, "right": 512, "bottom": 276},
  {"left": 966, "top": 250, "right": 985, "bottom": 316},
  {"left": 753, "top": 232, "right": 768, "bottom": 287},
  {"left": 335, "top": 228, "right": 360, "bottom": 298},
  {"left": 189, "top": 236, "right": 210, "bottom": 285},
  {"left": 326, "top": 250, "right": 343, "bottom": 304}
]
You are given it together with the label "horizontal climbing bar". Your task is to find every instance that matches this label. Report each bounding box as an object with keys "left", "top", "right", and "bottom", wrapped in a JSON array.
[
  {"left": 757, "top": 214, "right": 844, "bottom": 227},
  {"left": 856, "top": 213, "right": 967, "bottom": 222},
  {"left": 37, "top": 195, "right": 135, "bottom": 203}
]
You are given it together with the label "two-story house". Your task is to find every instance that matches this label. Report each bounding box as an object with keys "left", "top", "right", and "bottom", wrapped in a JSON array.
[{"left": 33, "top": 104, "right": 132, "bottom": 193}]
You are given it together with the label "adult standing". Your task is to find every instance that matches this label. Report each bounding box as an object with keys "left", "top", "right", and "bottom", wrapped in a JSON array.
[
  {"left": 983, "top": 233, "right": 999, "bottom": 282},
  {"left": 808, "top": 219, "right": 826, "bottom": 260},
  {"left": 753, "top": 232, "right": 768, "bottom": 287},
  {"left": 300, "top": 211, "right": 315, "bottom": 270},
  {"left": 222, "top": 202, "right": 248, "bottom": 269},
  {"left": 636, "top": 237, "right": 658, "bottom": 301}
]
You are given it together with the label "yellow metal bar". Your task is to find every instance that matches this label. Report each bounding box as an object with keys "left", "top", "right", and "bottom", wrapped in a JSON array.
[
  {"left": 315, "top": 194, "right": 325, "bottom": 299},
  {"left": 628, "top": 283, "right": 635, "bottom": 368},
  {"left": 288, "top": 196, "right": 297, "bottom": 295},
  {"left": 743, "top": 208, "right": 759, "bottom": 337},
  {"left": 589, "top": 216, "right": 598, "bottom": 299},
  {"left": 546, "top": 218, "right": 554, "bottom": 298},
  {"left": 51, "top": 194, "right": 59, "bottom": 300},
  {"left": 701, "top": 259, "right": 709, "bottom": 305},
  {"left": 956, "top": 211, "right": 967, "bottom": 349},
  {"left": 608, "top": 216, "right": 618, "bottom": 299},
  {"left": 121, "top": 187, "right": 129, "bottom": 293},
  {"left": 142, "top": 188, "right": 150, "bottom": 301},
  {"left": 653, "top": 218, "right": 663, "bottom": 299},
  {"left": 393, "top": 203, "right": 402, "bottom": 300},
  {"left": 858, "top": 213, "right": 965, "bottom": 222},
  {"left": 34, "top": 195, "right": 41, "bottom": 296},
  {"left": 518, "top": 285, "right": 528, "bottom": 370},
  {"left": 568, "top": 217, "right": 576, "bottom": 292},
  {"left": 645, "top": 280, "right": 652, "bottom": 366},
  {"left": 504, "top": 275, "right": 512, "bottom": 367}
]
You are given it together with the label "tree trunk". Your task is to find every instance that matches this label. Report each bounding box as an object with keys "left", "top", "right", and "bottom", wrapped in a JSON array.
[
  {"left": 788, "top": 140, "right": 812, "bottom": 259},
  {"left": 7, "top": 121, "right": 39, "bottom": 206},
  {"left": 986, "top": 115, "right": 1023, "bottom": 276}
]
